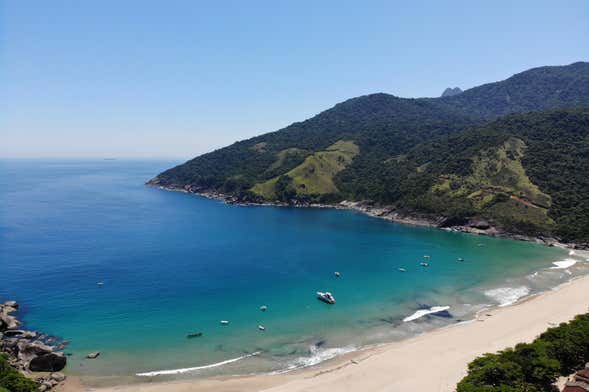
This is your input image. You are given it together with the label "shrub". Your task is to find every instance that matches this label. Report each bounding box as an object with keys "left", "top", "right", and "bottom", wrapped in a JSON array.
[{"left": 0, "top": 354, "right": 38, "bottom": 392}]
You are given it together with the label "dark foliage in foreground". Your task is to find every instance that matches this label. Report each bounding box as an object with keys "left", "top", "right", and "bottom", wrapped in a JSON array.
[
  {"left": 457, "top": 313, "right": 589, "bottom": 391},
  {"left": 0, "top": 354, "right": 37, "bottom": 392}
]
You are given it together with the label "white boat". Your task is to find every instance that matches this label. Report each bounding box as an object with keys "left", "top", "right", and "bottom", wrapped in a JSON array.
[
  {"left": 423, "top": 255, "right": 431, "bottom": 259},
  {"left": 258, "top": 325, "right": 265, "bottom": 331},
  {"left": 457, "top": 257, "right": 464, "bottom": 262},
  {"left": 317, "top": 291, "right": 336, "bottom": 304},
  {"left": 398, "top": 267, "right": 407, "bottom": 272},
  {"left": 334, "top": 271, "right": 341, "bottom": 277},
  {"left": 260, "top": 305, "right": 268, "bottom": 311},
  {"left": 420, "top": 262, "right": 429, "bottom": 267},
  {"left": 220, "top": 320, "right": 229, "bottom": 325}
]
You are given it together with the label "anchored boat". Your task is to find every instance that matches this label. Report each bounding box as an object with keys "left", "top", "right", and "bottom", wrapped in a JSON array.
[{"left": 317, "top": 291, "right": 336, "bottom": 304}]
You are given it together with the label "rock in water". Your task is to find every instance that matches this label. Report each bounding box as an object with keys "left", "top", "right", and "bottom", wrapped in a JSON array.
[
  {"left": 29, "top": 352, "right": 66, "bottom": 372},
  {"left": 87, "top": 352, "right": 100, "bottom": 359},
  {"left": 0, "top": 313, "right": 20, "bottom": 331},
  {"left": 3, "top": 301, "right": 18, "bottom": 309}
]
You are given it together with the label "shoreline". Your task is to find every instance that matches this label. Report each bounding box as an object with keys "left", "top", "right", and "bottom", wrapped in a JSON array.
[
  {"left": 146, "top": 184, "right": 588, "bottom": 250},
  {"left": 64, "top": 262, "right": 589, "bottom": 392}
]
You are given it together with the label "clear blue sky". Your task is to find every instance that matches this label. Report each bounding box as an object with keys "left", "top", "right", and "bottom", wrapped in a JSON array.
[{"left": 2, "top": 1, "right": 587, "bottom": 158}]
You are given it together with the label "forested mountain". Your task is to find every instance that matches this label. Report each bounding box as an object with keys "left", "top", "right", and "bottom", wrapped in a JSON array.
[
  {"left": 148, "top": 62, "right": 589, "bottom": 243},
  {"left": 377, "top": 108, "right": 589, "bottom": 242}
]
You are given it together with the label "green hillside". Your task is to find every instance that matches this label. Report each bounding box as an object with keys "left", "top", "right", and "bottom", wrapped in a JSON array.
[
  {"left": 388, "top": 109, "right": 589, "bottom": 242},
  {"left": 251, "top": 140, "right": 359, "bottom": 201},
  {"left": 148, "top": 62, "right": 589, "bottom": 243}
]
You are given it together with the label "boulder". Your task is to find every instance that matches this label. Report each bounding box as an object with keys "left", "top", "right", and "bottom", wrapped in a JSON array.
[
  {"left": 468, "top": 219, "right": 491, "bottom": 230},
  {"left": 50, "top": 372, "right": 66, "bottom": 382},
  {"left": 0, "top": 313, "right": 20, "bottom": 330},
  {"left": 29, "top": 352, "right": 66, "bottom": 372},
  {"left": 3, "top": 301, "right": 18, "bottom": 308},
  {"left": 17, "top": 341, "right": 53, "bottom": 363},
  {"left": 2, "top": 330, "right": 36, "bottom": 339}
]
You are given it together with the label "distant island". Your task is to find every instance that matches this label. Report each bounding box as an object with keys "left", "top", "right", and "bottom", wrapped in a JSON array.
[{"left": 148, "top": 62, "right": 589, "bottom": 247}]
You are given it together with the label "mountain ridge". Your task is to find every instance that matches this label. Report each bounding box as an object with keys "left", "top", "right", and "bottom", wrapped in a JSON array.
[{"left": 148, "top": 62, "right": 589, "bottom": 244}]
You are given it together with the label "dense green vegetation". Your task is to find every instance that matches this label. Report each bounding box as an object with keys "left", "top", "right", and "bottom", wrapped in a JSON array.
[
  {"left": 149, "top": 62, "right": 589, "bottom": 243},
  {"left": 457, "top": 313, "right": 589, "bottom": 392},
  {"left": 150, "top": 93, "right": 476, "bottom": 193},
  {"left": 374, "top": 109, "right": 589, "bottom": 242},
  {"left": 251, "top": 140, "right": 359, "bottom": 201},
  {"left": 0, "top": 354, "right": 37, "bottom": 392},
  {"left": 433, "top": 61, "right": 589, "bottom": 120}
]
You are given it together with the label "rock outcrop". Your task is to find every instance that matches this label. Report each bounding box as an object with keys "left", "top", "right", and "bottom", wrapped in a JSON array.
[
  {"left": 0, "top": 301, "right": 68, "bottom": 391},
  {"left": 29, "top": 352, "right": 67, "bottom": 372}
]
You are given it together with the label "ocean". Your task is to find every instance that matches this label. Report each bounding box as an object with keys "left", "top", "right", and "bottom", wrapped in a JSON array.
[{"left": 1, "top": 159, "right": 585, "bottom": 386}]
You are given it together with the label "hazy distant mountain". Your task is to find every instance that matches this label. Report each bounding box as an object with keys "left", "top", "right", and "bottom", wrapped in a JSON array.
[
  {"left": 441, "top": 87, "right": 463, "bottom": 97},
  {"left": 149, "top": 62, "right": 589, "bottom": 243}
]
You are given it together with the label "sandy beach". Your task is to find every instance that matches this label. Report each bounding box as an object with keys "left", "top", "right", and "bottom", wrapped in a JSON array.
[{"left": 56, "top": 261, "right": 589, "bottom": 392}]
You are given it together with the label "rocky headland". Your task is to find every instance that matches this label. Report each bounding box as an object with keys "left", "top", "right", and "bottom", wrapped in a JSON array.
[
  {"left": 148, "top": 183, "right": 589, "bottom": 250},
  {"left": 0, "top": 301, "right": 68, "bottom": 391}
]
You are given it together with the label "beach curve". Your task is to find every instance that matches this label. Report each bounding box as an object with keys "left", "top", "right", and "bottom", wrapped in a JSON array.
[{"left": 63, "top": 265, "right": 589, "bottom": 392}]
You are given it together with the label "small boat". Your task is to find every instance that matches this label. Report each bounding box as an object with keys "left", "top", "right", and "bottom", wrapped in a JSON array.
[
  {"left": 317, "top": 291, "right": 336, "bottom": 304},
  {"left": 457, "top": 258, "right": 464, "bottom": 262},
  {"left": 398, "top": 267, "right": 407, "bottom": 272},
  {"left": 96, "top": 282, "right": 104, "bottom": 286},
  {"left": 334, "top": 271, "right": 341, "bottom": 278},
  {"left": 220, "top": 320, "right": 229, "bottom": 325},
  {"left": 423, "top": 255, "right": 431, "bottom": 259},
  {"left": 258, "top": 325, "right": 265, "bottom": 331},
  {"left": 260, "top": 305, "right": 268, "bottom": 312},
  {"left": 420, "top": 262, "right": 429, "bottom": 267},
  {"left": 187, "top": 332, "right": 203, "bottom": 338}
]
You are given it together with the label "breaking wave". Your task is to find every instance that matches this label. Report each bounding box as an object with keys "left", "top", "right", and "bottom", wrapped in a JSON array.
[
  {"left": 403, "top": 306, "right": 451, "bottom": 322},
  {"left": 551, "top": 258, "right": 578, "bottom": 269},
  {"left": 273, "top": 345, "right": 357, "bottom": 374},
  {"left": 484, "top": 286, "right": 530, "bottom": 307},
  {"left": 136, "top": 351, "right": 261, "bottom": 376}
]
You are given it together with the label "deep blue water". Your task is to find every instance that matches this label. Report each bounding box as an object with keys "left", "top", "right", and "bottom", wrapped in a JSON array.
[{"left": 0, "top": 159, "right": 577, "bottom": 384}]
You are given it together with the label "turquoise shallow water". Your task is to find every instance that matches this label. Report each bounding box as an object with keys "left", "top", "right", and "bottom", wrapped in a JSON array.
[{"left": 1, "top": 159, "right": 584, "bottom": 385}]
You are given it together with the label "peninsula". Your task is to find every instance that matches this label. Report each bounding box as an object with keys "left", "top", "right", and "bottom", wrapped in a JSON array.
[{"left": 148, "top": 62, "right": 589, "bottom": 248}]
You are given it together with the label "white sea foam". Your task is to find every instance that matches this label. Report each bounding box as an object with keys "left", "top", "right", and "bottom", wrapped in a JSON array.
[
  {"left": 569, "top": 250, "right": 576, "bottom": 256},
  {"left": 528, "top": 271, "right": 539, "bottom": 279},
  {"left": 294, "top": 345, "right": 356, "bottom": 368},
  {"left": 136, "top": 351, "right": 261, "bottom": 376},
  {"left": 402, "top": 306, "right": 451, "bottom": 322},
  {"left": 273, "top": 345, "right": 357, "bottom": 374},
  {"left": 551, "top": 258, "right": 578, "bottom": 269},
  {"left": 484, "top": 286, "right": 530, "bottom": 307}
]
